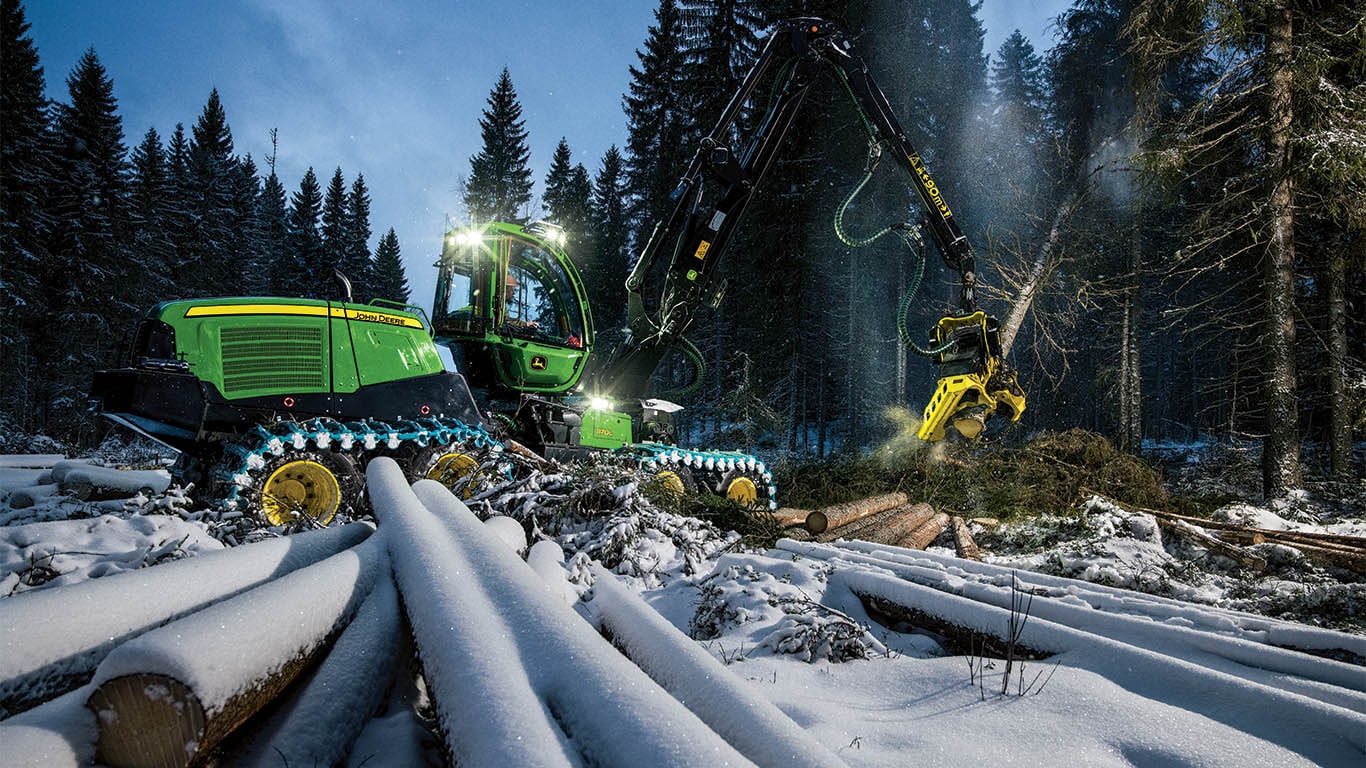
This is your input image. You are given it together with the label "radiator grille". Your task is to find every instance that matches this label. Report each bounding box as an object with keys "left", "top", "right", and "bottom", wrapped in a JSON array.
[{"left": 219, "top": 326, "right": 325, "bottom": 396}]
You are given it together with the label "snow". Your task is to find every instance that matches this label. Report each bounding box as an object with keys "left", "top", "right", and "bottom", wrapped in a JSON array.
[
  {"left": 216, "top": 558, "right": 402, "bottom": 766},
  {"left": 89, "top": 533, "right": 386, "bottom": 715},
  {"left": 0, "top": 522, "right": 372, "bottom": 718},
  {"left": 371, "top": 457, "right": 757, "bottom": 766},
  {"left": 0, "top": 448, "right": 1363, "bottom": 767}
]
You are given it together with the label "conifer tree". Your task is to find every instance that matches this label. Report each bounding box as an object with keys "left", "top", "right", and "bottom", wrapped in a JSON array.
[
  {"left": 623, "top": 0, "right": 689, "bottom": 244},
  {"left": 343, "top": 174, "right": 373, "bottom": 300},
  {"left": 128, "top": 127, "right": 175, "bottom": 305},
  {"left": 1130, "top": 0, "right": 1366, "bottom": 494},
  {"left": 321, "top": 166, "right": 348, "bottom": 290},
  {"left": 369, "top": 228, "right": 409, "bottom": 303},
  {"left": 285, "top": 167, "right": 325, "bottom": 298},
  {"left": 258, "top": 129, "right": 291, "bottom": 296},
  {"left": 588, "top": 145, "right": 631, "bottom": 342},
  {"left": 232, "top": 153, "right": 263, "bottom": 294},
  {"left": 44, "top": 48, "right": 130, "bottom": 438},
  {"left": 543, "top": 137, "right": 594, "bottom": 272},
  {"left": 464, "top": 68, "right": 533, "bottom": 223},
  {"left": 186, "top": 89, "right": 243, "bottom": 296},
  {"left": 0, "top": 0, "right": 53, "bottom": 427}
]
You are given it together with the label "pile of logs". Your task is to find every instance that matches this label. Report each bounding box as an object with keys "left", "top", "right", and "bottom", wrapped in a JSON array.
[{"left": 773, "top": 493, "right": 981, "bottom": 560}]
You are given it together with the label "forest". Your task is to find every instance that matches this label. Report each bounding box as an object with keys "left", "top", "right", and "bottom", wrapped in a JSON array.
[{"left": 1, "top": 0, "right": 1362, "bottom": 500}]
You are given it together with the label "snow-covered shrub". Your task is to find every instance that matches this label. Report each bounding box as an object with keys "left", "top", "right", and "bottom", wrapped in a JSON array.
[{"left": 757, "top": 597, "right": 888, "bottom": 663}]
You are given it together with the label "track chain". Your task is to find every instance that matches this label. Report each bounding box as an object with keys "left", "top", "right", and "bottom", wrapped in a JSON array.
[
  {"left": 214, "top": 416, "right": 501, "bottom": 533},
  {"left": 631, "top": 443, "right": 778, "bottom": 511}
]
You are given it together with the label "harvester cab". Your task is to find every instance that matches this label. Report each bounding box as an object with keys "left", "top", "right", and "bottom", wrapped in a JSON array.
[{"left": 432, "top": 221, "right": 594, "bottom": 396}]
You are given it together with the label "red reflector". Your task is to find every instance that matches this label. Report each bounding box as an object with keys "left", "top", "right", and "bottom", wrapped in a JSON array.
[
  {"left": 420, "top": 405, "right": 431, "bottom": 415},
  {"left": 283, "top": 397, "right": 295, "bottom": 408}
]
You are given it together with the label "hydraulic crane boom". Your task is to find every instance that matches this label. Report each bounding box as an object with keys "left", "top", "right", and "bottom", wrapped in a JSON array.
[{"left": 595, "top": 18, "right": 1023, "bottom": 440}]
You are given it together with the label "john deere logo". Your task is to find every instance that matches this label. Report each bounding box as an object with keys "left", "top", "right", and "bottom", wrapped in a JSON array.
[{"left": 531, "top": 356, "right": 547, "bottom": 371}]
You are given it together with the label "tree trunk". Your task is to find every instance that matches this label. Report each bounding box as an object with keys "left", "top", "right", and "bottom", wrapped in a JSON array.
[
  {"left": 1119, "top": 219, "right": 1144, "bottom": 452},
  {"left": 1261, "top": 6, "right": 1303, "bottom": 499},
  {"left": 998, "top": 191, "right": 1082, "bottom": 358},
  {"left": 1327, "top": 237, "right": 1349, "bottom": 481}
]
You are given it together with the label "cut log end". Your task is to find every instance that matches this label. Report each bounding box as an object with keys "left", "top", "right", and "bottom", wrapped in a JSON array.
[{"left": 88, "top": 673, "right": 206, "bottom": 768}]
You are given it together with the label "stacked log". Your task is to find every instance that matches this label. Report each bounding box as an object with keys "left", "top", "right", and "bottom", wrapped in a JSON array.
[
  {"left": 85, "top": 536, "right": 387, "bottom": 767},
  {"left": 773, "top": 492, "right": 908, "bottom": 535},
  {"left": 896, "top": 512, "right": 951, "bottom": 550},
  {"left": 951, "top": 516, "right": 981, "bottom": 560},
  {"left": 856, "top": 504, "right": 937, "bottom": 547}
]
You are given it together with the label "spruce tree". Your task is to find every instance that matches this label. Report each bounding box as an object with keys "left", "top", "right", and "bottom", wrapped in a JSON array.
[
  {"left": 588, "top": 145, "right": 631, "bottom": 343},
  {"left": 369, "top": 228, "right": 409, "bottom": 303},
  {"left": 45, "top": 48, "right": 131, "bottom": 439},
  {"left": 1129, "top": 0, "right": 1366, "bottom": 494},
  {"left": 343, "top": 174, "right": 373, "bottom": 300},
  {"left": 0, "top": 0, "right": 53, "bottom": 428},
  {"left": 464, "top": 68, "right": 533, "bottom": 223},
  {"left": 285, "top": 167, "right": 325, "bottom": 298},
  {"left": 232, "top": 153, "right": 263, "bottom": 294},
  {"left": 186, "top": 89, "right": 243, "bottom": 296},
  {"left": 128, "top": 127, "right": 175, "bottom": 305},
  {"left": 258, "top": 130, "right": 291, "bottom": 296},
  {"left": 321, "top": 166, "right": 348, "bottom": 291},
  {"left": 623, "top": 0, "right": 689, "bottom": 244}
]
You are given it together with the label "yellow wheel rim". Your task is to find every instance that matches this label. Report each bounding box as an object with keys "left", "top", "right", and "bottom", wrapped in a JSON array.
[
  {"left": 725, "top": 476, "right": 759, "bottom": 507},
  {"left": 261, "top": 460, "right": 341, "bottom": 527},
  {"left": 657, "top": 470, "right": 686, "bottom": 496},
  {"left": 427, "top": 452, "right": 480, "bottom": 497}
]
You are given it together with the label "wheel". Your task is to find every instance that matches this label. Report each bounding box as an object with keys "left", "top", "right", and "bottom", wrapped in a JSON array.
[
  {"left": 254, "top": 451, "right": 361, "bottom": 528},
  {"left": 259, "top": 457, "right": 341, "bottom": 527},
  {"left": 406, "top": 443, "right": 488, "bottom": 499},
  {"left": 653, "top": 466, "right": 697, "bottom": 497},
  {"left": 720, "top": 468, "right": 773, "bottom": 510},
  {"left": 723, "top": 474, "right": 760, "bottom": 507}
]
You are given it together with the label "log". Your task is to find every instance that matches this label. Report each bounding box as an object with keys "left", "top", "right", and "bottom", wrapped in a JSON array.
[
  {"left": 820, "top": 492, "right": 909, "bottom": 531},
  {"left": 814, "top": 502, "right": 921, "bottom": 544},
  {"left": 855, "top": 503, "right": 938, "bottom": 547},
  {"left": 1158, "top": 518, "right": 1267, "bottom": 571},
  {"left": 894, "top": 512, "right": 951, "bottom": 551},
  {"left": 772, "top": 507, "right": 828, "bottom": 533},
  {"left": 86, "top": 537, "right": 385, "bottom": 767},
  {"left": 952, "top": 516, "right": 981, "bottom": 560},
  {"left": 969, "top": 517, "right": 1001, "bottom": 529}
]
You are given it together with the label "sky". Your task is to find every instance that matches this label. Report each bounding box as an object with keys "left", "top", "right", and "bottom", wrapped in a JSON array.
[{"left": 22, "top": 0, "right": 1071, "bottom": 311}]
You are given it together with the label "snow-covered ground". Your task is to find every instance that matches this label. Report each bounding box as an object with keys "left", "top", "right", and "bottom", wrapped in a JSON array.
[{"left": 0, "top": 449, "right": 1363, "bottom": 767}]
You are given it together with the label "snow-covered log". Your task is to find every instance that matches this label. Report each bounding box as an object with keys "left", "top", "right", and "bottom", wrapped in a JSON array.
[
  {"left": 221, "top": 569, "right": 402, "bottom": 768},
  {"left": 366, "top": 457, "right": 755, "bottom": 767},
  {"left": 0, "top": 685, "right": 97, "bottom": 767},
  {"left": 5, "top": 483, "right": 60, "bottom": 509},
  {"left": 0, "top": 522, "right": 372, "bottom": 718},
  {"left": 589, "top": 564, "right": 848, "bottom": 767},
  {"left": 0, "top": 455, "right": 65, "bottom": 469},
  {"left": 825, "top": 565, "right": 1366, "bottom": 765},
  {"left": 59, "top": 465, "right": 171, "bottom": 501},
  {"left": 782, "top": 539, "right": 1366, "bottom": 703},
  {"left": 84, "top": 534, "right": 387, "bottom": 768}
]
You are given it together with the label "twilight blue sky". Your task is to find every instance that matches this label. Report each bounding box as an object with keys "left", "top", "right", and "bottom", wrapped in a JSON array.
[{"left": 24, "top": 0, "right": 1070, "bottom": 309}]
